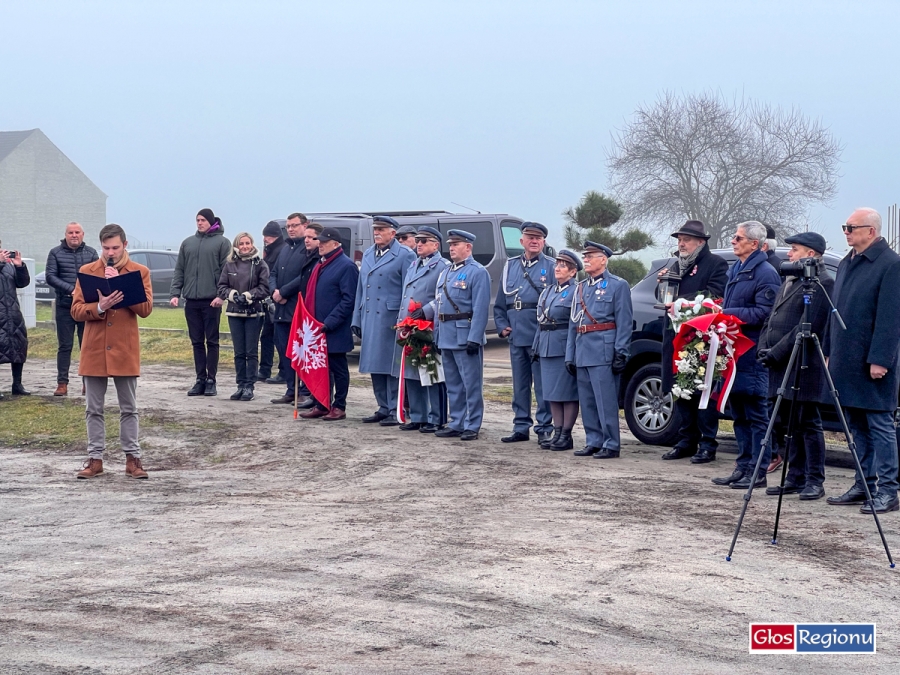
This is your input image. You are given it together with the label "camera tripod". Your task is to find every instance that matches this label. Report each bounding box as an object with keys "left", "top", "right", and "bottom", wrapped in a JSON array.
[{"left": 726, "top": 277, "right": 895, "bottom": 566}]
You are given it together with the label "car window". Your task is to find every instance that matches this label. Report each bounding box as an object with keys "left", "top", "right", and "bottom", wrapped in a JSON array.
[
  {"left": 129, "top": 252, "right": 148, "bottom": 266},
  {"left": 335, "top": 227, "right": 352, "bottom": 258},
  {"left": 148, "top": 253, "right": 175, "bottom": 270},
  {"left": 501, "top": 221, "right": 524, "bottom": 258},
  {"left": 438, "top": 220, "right": 495, "bottom": 266}
]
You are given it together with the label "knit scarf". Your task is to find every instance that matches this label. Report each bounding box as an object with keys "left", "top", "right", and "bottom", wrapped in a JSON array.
[
  {"left": 111, "top": 250, "right": 131, "bottom": 270},
  {"left": 305, "top": 247, "right": 343, "bottom": 317},
  {"left": 678, "top": 242, "right": 705, "bottom": 275},
  {"left": 231, "top": 246, "right": 260, "bottom": 261}
]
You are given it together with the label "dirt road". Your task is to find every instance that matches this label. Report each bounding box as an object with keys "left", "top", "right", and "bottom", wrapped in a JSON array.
[{"left": 2, "top": 359, "right": 899, "bottom": 674}]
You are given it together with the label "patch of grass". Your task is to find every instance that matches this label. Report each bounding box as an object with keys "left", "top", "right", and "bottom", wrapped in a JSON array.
[
  {"left": 0, "top": 396, "right": 110, "bottom": 450},
  {"left": 36, "top": 304, "right": 229, "bottom": 331}
]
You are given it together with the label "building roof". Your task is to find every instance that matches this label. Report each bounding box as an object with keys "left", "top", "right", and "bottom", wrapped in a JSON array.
[{"left": 0, "top": 129, "right": 37, "bottom": 164}]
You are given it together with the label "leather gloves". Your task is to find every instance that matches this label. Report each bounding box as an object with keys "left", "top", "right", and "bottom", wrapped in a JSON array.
[
  {"left": 321, "top": 324, "right": 330, "bottom": 334},
  {"left": 565, "top": 362, "right": 577, "bottom": 376},
  {"left": 351, "top": 326, "right": 362, "bottom": 339},
  {"left": 466, "top": 341, "right": 480, "bottom": 356},
  {"left": 612, "top": 353, "right": 627, "bottom": 374},
  {"left": 409, "top": 308, "right": 426, "bottom": 320},
  {"left": 757, "top": 349, "right": 776, "bottom": 368},
  {"left": 531, "top": 352, "right": 540, "bottom": 363}
]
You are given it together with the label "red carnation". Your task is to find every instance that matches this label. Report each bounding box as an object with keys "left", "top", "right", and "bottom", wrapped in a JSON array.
[{"left": 409, "top": 299, "right": 422, "bottom": 311}]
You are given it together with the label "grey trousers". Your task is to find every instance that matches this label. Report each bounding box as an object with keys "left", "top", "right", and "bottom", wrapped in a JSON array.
[
  {"left": 371, "top": 373, "right": 399, "bottom": 417},
  {"left": 85, "top": 376, "right": 141, "bottom": 459},
  {"left": 576, "top": 364, "right": 620, "bottom": 450}
]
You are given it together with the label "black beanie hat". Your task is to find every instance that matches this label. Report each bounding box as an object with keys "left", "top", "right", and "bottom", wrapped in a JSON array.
[
  {"left": 197, "top": 208, "right": 218, "bottom": 227},
  {"left": 262, "top": 221, "right": 283, "bottom": 238}
]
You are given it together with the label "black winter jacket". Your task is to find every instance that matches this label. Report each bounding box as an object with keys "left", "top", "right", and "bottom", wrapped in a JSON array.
[
  {"left": 269, "top": 238, "right": 309, "bottom": 323},
  {"left": 46, "top": 240, "right": 99, "bottom": 307},
  {"left": 217, "top": 255, "right": 271, "bottom": 318},
  {"left": 0, "top": 262, "right": 30, "bottom": 365}
]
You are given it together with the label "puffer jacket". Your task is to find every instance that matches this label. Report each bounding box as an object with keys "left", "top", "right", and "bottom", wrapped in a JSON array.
[
  {"left": 0, "top": 262, "right": 30, "bottom": 364},
  {"left": 45, "top": 240, "right": 99, "bottom": 307},
  {"left": 217, "top": 254, "right": 271, "bottom": 318},
  {"left": 170, "top": 225, "right": 232, "bottom": 300}
]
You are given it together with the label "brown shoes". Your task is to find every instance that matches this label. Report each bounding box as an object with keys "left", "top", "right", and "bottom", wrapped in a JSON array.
[
  {"left": 53, "top": 383, "right": 68, "bottom": 397},
  {"left": 322, "top": 408, "right": 346, "bottom": 421},
  {"left": 77, "top": 458, "right": 104, "bottom": 479},
  {"left": 299, "top": 407, "right": 329, "bottom": 419},
  {"left": 125, "top": 455, "right": 149, "bottom": 479}
]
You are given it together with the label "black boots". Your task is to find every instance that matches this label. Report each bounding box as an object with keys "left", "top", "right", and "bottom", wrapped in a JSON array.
[
  {"left": 541, "top": 427, "right": 562, "bottom": 449},
  {"left": 550, "top": 430, "right": 573, "bottom": 451}
]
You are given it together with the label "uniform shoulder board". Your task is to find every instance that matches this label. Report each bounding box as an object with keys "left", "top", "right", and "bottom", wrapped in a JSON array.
[{"left": 608, "top": 273, "right": 625, "bottom": 283}]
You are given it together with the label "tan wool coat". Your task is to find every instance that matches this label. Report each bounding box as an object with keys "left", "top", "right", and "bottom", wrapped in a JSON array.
[{"left": 71, "top": 255, "right": 153, "bottom": 377}]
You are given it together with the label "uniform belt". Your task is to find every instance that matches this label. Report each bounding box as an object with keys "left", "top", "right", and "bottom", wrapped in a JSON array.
[
  {"left": 439, "top": 312, "right": 473, "bottom": 321},
  {"left": 576, "top": 322, "right": 616, "bottom": 334},
  {"left": 507, "top": 301, "right": 538, "bottom": 311},
  {"left": 540, "top": 322, "right": 569, "bottom": 331}
]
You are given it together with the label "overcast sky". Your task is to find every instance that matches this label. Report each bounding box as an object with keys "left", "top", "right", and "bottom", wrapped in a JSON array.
[{"left": 2, "top": 0, "right": 897, "bottom": 255}]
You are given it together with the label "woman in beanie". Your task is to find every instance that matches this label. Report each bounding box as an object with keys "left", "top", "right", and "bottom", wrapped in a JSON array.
[{"left": 214, "top": 233, "right": 270, "bottom": 400}]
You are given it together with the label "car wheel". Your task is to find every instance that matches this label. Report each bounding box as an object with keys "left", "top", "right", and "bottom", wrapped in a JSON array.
[{"left": 624, "top": 363, "right": 681, "bottom": 446}]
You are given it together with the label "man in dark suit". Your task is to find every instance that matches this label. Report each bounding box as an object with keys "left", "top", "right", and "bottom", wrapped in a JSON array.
[
  {"left": 298, "top": 228, "right": 359, "bottom": 421},
  {"left": 824, "top": 208, "right": 900, "bottom": 514},
  {"left": 757, "top": 232, "right": 833, "bottom": 501},
  {"left": 658, "top": 220, "right": 729, "bottom": 464}
]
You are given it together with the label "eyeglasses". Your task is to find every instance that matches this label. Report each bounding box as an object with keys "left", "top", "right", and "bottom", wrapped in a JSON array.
[
  {"left": 842, "top": 224, "right": 872, "bottom": 233},
  {"left": 398, "top": 235, "right": 413, "bottom": 240},
  {"left": 582, "top": 253, "right": 605, "bottom": 260},
  {"left": 554, "top": 261, "right": 574, "bottom": 269},
  {"left": 731, "top": 236, "right": 747, "bottom": 243}
]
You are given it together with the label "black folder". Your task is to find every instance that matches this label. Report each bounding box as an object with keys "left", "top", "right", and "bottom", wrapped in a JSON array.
[{"left": 77, "top": 271, "right": 148, "bottom": 309}]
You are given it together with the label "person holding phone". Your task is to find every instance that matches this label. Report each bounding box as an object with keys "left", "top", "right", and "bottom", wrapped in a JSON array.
[{"left": 0, "top": 243, "right": 30, "bottom": 399}]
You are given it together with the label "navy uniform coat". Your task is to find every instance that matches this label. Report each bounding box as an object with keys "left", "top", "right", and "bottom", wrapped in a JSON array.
[
  {"left": 565, "top": 272, "right": 633, "bottom": 367},
  {"left": 533, "top": 279, "right": 578, "bottom": 401},
  {"left": 352, "top": 238, "right": 416, "bottom": 376},
  {"left": 823, "top": 238, "right": 900, "bottom": 412},
  {"left": 399, "top": 252, "right": 450, "bottom": 380},
  {"left": 659, "top": 245, "right": 729, "bottom": 393},
  {"left": 758, "top": 262, "right": 833, "bottom": 403},
  {"left": 494, "top": 253, "right": 554, "bottom": 348},
  {"left": 429, "top": 256, "right": 491, "bottom": 350},
  {"left": 269, "top": 238, "right": 309, "bottom": 323},
  {"left": 310, "top": 251, "right": 359, "bottom": 354},
  {"left": 722, "top": 249, "right": 780, "bottom": 396}
]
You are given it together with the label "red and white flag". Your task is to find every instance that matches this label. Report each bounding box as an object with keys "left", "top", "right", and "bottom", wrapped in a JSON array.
[{"left": 289, "top": 293, "right": 331, "bottom": 410}]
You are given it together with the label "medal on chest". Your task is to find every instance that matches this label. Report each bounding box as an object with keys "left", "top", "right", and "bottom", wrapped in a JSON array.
[{"left": 596, "top": 279, "right": 608, "bottom": 296}]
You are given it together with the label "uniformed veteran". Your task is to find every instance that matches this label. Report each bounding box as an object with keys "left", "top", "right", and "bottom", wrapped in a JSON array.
[
  {"left": 351, "top": 215, "right": 416, "bottom": 425},
  {"left": 398, "top": 226, "right": 450, "bottom": 432},
  {"left": 494, "top": 221, "right": 555, "bottom": 445},
  {"left": 533, "top": 249, "right": 582, "bottom": 451},
  {"left": 566, "top": 241, "right": 633, "bottom": 458},
  {"left": 425, "top": 229, "right": 491, "bottom": 441}
]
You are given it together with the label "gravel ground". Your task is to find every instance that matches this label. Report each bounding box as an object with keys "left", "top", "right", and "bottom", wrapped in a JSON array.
[{"left": 1, "top": 358, "right": 899, "bottom": 674}]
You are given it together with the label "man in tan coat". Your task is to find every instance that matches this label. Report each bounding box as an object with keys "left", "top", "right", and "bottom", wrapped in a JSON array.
[{"left": 71, "top": 224, "right": 154, "bottom": 479}]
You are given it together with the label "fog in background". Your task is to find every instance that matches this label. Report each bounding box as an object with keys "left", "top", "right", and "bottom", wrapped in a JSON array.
[{"left": 2, "top": 0, "right": 897, "bottom": 258}]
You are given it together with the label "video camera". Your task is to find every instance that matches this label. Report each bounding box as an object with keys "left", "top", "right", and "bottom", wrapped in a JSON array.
[{"left": 779, "top": 257, "right": 820, "bottom": 280}]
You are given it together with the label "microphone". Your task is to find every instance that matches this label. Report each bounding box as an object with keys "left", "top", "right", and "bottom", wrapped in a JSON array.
[{"left": 107, "top": 257, "right": 115, "bottom": 268}]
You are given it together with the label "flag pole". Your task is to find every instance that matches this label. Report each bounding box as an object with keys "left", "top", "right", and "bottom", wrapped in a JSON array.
[{"left": 293, "top": 370, "right": 299, "bottom": 419}]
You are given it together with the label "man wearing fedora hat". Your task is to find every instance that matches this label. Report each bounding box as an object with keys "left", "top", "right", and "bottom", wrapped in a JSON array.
[{"left": 658, "top": 220, "right": 729, "bottom": 464}]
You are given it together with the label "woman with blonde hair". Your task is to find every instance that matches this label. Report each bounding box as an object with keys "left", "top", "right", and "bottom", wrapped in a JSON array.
[{"left": 214, "top": 232, "right": 270, "bottom": 400}]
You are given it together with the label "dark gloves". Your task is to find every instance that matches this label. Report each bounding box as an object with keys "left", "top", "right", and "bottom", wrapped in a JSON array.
[
  {"left": 531, "top": 352, "right": 540, "bottom": 363},
  {"left": 757, "top": 349, "right": 776, "bottom": 368},
  {"left": 466, "top": 341, "right": 480, "bottom": 356},
  {"left": 351, "top": 326, "right": 362, "bottom": 339},
  {"left": 566, "top": 362, "right": 577, "bottom": 376},
  {"left": 612, "top": 353, "right": 627, "bottom": 375},
  {"left": 409, "top": 308, "right": 426, "bottom": 320},
  {"left": 320, "top": 324, "right": 330, "bottom": 334}
]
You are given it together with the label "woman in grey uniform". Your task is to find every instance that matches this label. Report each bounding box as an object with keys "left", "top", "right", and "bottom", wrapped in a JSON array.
[{"left": 532, "top": 249, "right": 582, "bottom": 450}]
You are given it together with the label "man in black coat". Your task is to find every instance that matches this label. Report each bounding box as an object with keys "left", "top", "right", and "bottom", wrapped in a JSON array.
[
  {"left": 659, "top": 220, "right": 729, "bottom": 464},
  {"left": 45, "top": 222, "right": 99, "bottom": 395},
  {"left": 824, "top": 208, "right": 900, "bottom": 514},
  {"left": 269, "top": 213, "right": 309, "bottom": 404},
  {"left": 258, "top": 220, "right": 286, "bottom": 382},
  {"left": 757, "top": 232, "right": 833, "bottom": 501}
]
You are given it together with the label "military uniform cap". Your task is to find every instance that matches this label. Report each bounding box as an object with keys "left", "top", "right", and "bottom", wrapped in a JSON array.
[
  {"left": 784, "top": 231, "right": 826, "bottom": 255},
  {"left": 372, "top": 215, "right": 400, "bottom": 229},
  {"left": 556, "top": 249, "right": 584, "bottom": 271},
  {"left": 582, "top": 240, "right": 613, "bottom": 258},
  {"left": 415, "top": 226, "right": 442, "bottom": 243},
  {"left": 520, "top": 221, "right": 548, "bottom": 237},
  {"left": 396, "top": 225, "right": 417, "bottom": 237},
  {"left": 447, "top": 229, "right": 476, "bottom": 244}
]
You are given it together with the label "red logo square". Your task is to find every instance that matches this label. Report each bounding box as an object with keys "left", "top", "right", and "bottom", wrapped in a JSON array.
[{"left": 750, "top": 624, "right": 795, "bottom": 651}]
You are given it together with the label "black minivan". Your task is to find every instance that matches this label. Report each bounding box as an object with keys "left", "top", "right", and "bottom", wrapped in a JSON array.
[{"left": 620, "top": 248, "right": 844, "bottom": 445}]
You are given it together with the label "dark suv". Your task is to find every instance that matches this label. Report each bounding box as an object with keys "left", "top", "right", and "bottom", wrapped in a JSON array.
[
  {"left": 35, "top": 249, "right": 178, "bottom": 306},
  {"left": 620, "top": 248, "right": 843, "bottom": 445}
]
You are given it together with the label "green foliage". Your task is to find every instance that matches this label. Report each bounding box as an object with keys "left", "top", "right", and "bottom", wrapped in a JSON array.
[
  {"left": 562, "top": 190, "right": 652, "bottom": 255},
  {"left": 608, "top": 257, "right": 649, "bottom": 286}
]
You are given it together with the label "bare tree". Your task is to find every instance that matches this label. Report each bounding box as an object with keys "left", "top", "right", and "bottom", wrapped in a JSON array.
[{"left": 607, "top": 92, "right": 842, "bottom": 247}]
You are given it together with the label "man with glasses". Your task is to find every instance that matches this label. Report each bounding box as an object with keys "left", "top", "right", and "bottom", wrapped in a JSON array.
[
  {"left": 824, "top": 208, "right": 900, "bottom": 514},
  {"left": 712, "top": 221, "right": 780, "bottom": 489},
  {"left": 494, "top": 222, "right": 555, "bottom": 445},
  {"left": 396, "top": 225, "right": 417, "bottom": 250},
  {"left": 566, "top": 242, "right": 633, "bottom": 458}
]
